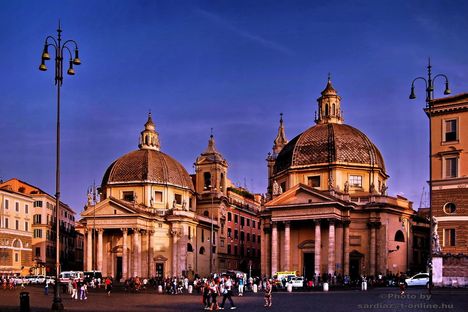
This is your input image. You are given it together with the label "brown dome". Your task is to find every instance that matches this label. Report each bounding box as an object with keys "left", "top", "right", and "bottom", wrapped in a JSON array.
[
  {"left": 102, "top": 149, "right": 194, "bottom": 191},
  {"left": 274, "top": 123, "right": 386, "bottom": 174}
]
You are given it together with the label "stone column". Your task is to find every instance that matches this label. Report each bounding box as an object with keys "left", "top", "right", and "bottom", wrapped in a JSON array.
[
  {"left": 122, "top": 228, "right": 128, "bottom": 280},
  {"left": 133, "top": 229, "right": 141, "bottom": 277},
  {"left": 87, "top": 228, "right": 93, "bottom": 271},
  {"left": 314, "top": 220, "right": 321, "bottom": 275},
  {"left": 328, "top": 220, "right": 335, "bottom": 274},
  {"left": 171, "top": 229, "right": 178, "bottom": 277},
  {"left": 369, "top": 223, "right": 376, "bottom": 276},
  {"left": 97, "top": 228, "right": 104, "bottom": 272},
  {"left": 343, "top": 222, "right": 350, "bottom": 276},
  {"left": 283, "top": 221, "right": 290, "bottom": 271},
  {"left": 148, "top": 230, "right": 155, "bottom": 277},
  {"left": 271, "top": 222, "right": 278, "bottom": 276}
]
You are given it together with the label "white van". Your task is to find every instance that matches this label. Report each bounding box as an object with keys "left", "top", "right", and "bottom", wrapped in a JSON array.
[{"left": 59, "top": 271, "right": 84, "bottom": 284}]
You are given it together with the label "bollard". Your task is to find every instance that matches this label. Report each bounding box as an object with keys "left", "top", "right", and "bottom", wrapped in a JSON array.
[
  {"left": 20, "top": 292, "right": 30, "bottom": 312},
  {"left": 188, "top": 285, "right": 193, "bottom": 294},
  {"left": 361, "top": 281, "right": 367, "bottom": 291},
  {"left": 158, "top": 285, "right": 163, "bottom": 293},
  {"left": 287, "top": 283, "right": 293, "bottom": 292},
  {"left": 253, "top": 284, "right": 258, "bottom": 293},
  {"left": 323, "top": 282, "right": 329, "bottom": 292}
]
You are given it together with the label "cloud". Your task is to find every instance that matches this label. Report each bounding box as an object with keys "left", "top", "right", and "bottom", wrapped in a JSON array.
[{"left": 195, "top": 8, "right": 294, "bottom": 56}]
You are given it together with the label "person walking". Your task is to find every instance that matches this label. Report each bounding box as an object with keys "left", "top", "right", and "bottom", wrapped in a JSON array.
[
  {"left": 105, "top": 276, "right": 113, "bottom": 296},
  {"left": 220, "top": 276, "right": 236, "bottom": 310},
  {"left": 71, "top": 279, "right": 78, "bottom": 300},
  {"left": 237, "top": 277, "right": 244, "bottom": 296},
  {"left": 264, "top": 279, "right": 272, "bottom": 307}
]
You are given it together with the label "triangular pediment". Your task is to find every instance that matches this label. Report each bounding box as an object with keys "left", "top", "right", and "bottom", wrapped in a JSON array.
[
  {"left": 266, "top": 183, "right": 343, "bottom": 208},
  {"left": 81, "top": 197, "right": 141, "bottom": 217}
]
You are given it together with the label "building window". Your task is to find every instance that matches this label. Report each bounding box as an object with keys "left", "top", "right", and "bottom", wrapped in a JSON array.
[
  {"left": 15, "top": 202, "right": 19, "bottom": 212},
  {"left": 234, "top": 245, "right": 238, "bottom": 255},
  {"left": 443, "top": 202, "right": 456, "bottom": 214},
  {"left": 220, "top": 239, "right": 224, "bottom": 247},
  {"left": 247, "top": 219, "right": 250, "bottom": 227},
  {"left": 5, "top": 199, "right": 9, "bottom": 209},
  {"left": 228, "top": 212, "right": 232, "bottom": 222},
  {"left": 122, "top": 191, "right": 134, "bottom": 202},
  {"left": 349, "top": 175, "right": 362, "bottom": 187},
  {"left": 201, "top": 229, "right": 204, "bottom": 242},
  {"left": 444, "top": 228, "right": 456, "bottom": 247},
  {"left": 203, "top": 210, "right": 209, "bottom": 217},
  {"left": 187, "top": 243, "right": 193, "bottom": 252},
  {"left": 444, "top": 119, "right": 457, "bottom": 142},
  {"left": 252, "top": 234, "right": 256, "bottom": 243},
  {"left": 174, "top": 194, "right": 182, "bottom": 205},
  {"left": 240, "top": 217, "right": 245, "bottom": 227},
  {"left": 25, "top": 222, "right": 29, "bottom": 232},
  {"left": 34, "top": 201, "right": 42, "bottom": 207},
  {"left": 25, "top": 204, "right": 29, "bottom": 214},
  {"left": 15, "top": 220, "right": 19, "bottom": 230},
  {"left": 307, "top": 176, "right": 321, "bottom": 188},
  {"left": 199, "top": 247, "right": 205, "bottom": 255},
  {"left": 280, "top": 182, "right": 286, "bottom": 192},
  {"left": 154, "top": 191, "right": 162, "bottom": 203},
  {"left": 247, "top": 233, "right": 250, "bottom": 242},
  {"left": 445, "top": 157, "right": 458, "bottom": 178},
  {"left": 33, "top": 214, "right": 42, "bottom": 224},
  {"left": 234, "top": 230, "right": 239, "bottom": 239},
  {"left": 240, "top": 232, "right": 245, "bottom": 242},
  {"left": 234, "top": 214, "right": 238, "bottom": 224},
  {"left": 227, "top": 228, "right": 232, "bottom": 238},
  {"left": 34, "top": 229, "right": 43, "bottom": 238},
  {"left": 227, "top": 245, "right": 231, "bottom": 255},
  {"left": 252, "top": 220, "right": 256, "bottom": 228},
  {"left": 5, "top": 218, "right": 9, "bottom": 228},
  {"left": 395, "top": 230, "right": 405, "bottom": 242},
  {"left": 35, "top": 247, "right": 41, "bottom": 257}
]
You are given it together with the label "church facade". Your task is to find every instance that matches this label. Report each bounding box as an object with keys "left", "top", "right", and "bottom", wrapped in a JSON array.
[{"left": 261, "top": 79, "right": 423, "bottom": 280}]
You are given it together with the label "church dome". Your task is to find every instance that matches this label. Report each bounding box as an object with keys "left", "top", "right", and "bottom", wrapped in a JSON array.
[
  {"left": 274, "top": 123, "right": 386, "bottom": 174},
  {"left": 101, "top": 113, "right": 194, "bottom": 191}
]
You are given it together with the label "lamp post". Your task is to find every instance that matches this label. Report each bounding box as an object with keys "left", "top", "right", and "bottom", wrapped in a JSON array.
[
  {"left": 409, "top": 59, "right": 450, "bottom": 294},
  {"left": 39, "top": 21, "right": 81, "bottom": 311}
]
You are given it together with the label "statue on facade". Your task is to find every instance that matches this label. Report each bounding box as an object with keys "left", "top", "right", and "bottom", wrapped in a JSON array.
[
  {"left": 150, "top": 196, "right": 154, "bottom": 207},
  {"left": 380, "top": 183, "right": 388, "bottom": 196},
  {"left": 272, "top": 180, "right": 280, "bottom": 196},
  {"left": 182, "top": 200, "right": 188, "bottom": 211},
  {"left": 172, "top": 199, "right": 177, "bottom": 209},
  {"left": 344, "top": 181, "right": 349, "bottom": 194},
  {"left": 432, "top": 216, "right": 441, "bottom": 254}
]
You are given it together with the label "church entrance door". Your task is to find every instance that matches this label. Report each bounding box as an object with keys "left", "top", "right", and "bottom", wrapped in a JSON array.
[
  {"left": 116, "top": 256, "right": 122, "bottom": 281},
  {"left": 349, "top": 250, "right": 363, "bottom": 282},
  {"left": 303, "top": 252, "right": 315, "bottom": 280}
]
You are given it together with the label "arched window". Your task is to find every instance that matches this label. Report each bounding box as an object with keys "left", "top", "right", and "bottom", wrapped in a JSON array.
[
  {"left": 204, "top": 172, "right": 212, "bottom": 190},
  {"left": 203, "top": 210, "right": 209, "bottom": 217},
  {"left": 395, "top": 230, "right": 405, "bottom": 242},
  {"left": 199, "top": 247, "right": 205, "bottom": 255},
  {"left": 220, "top": 173, "right": 225, "bottom": 191},
  {"left": 13, "top": 239, "right": 22, "bottom": 248},
  {"left": 145, "top": 135, "right": 149, "bottom": 145},
  {"left": 332, "top": 103, "right": 336, "bottom": 115},
  {"left": 325, "top": 104, "right": 329, "bottom": 116},
  {"left": 187, "top": 243, "right": 193, "bottom": 252}
]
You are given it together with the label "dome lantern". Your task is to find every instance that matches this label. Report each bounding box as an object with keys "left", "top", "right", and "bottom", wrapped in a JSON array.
[
  {"left": 138, "top": 112, "right": 160, "bottom": 151},
  {"left": 315, "top": 74, "right": 344, "bottom": 125}
]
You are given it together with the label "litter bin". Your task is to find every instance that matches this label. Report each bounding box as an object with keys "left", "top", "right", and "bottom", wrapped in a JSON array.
[
  {"left": 20, "top": 292, "right": 30, "bottom": 312},
  {"left": 323, "top": 282, "right": 329, "bottom": 292}
]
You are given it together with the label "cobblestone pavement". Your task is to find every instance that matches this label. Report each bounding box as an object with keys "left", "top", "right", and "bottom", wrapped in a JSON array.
[{"left": 1, "top": 286, "right": 467, "bottom": 312}]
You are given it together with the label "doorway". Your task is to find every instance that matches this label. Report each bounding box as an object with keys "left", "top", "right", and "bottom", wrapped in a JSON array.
[
  {"left": 116, "top": 256, "right": 122, "bottom": 281},
  {"left": 156, "top": 263, "right": 164, "bottom": 279},
  {"left": 303, "top": 252, "right": 315, "bottom": 280},
  {"left": 349, "top": 250, "right": 363, "bottom": 281}
]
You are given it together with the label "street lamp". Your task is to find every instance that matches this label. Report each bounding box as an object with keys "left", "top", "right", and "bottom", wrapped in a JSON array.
[
  {"left": 39, "top": 21, "right": 81, "bottom": 312},
  {"left": 409, "top": 58, "right": 450, "bottom": 294}
]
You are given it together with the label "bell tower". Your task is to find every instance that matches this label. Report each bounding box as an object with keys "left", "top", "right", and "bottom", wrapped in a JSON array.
[
  {"left": 315, "top": 75, "right": 343, "bottom": 125},
  {"left": 267, "top": 113, "right": 288, "bottom": 196},
  {"left": 194, "top": 132, "right": 228, "bottom": 195}
]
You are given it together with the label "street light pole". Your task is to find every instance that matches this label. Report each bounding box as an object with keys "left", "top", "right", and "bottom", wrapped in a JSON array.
[
  {"left": 409, "top": 58, "right": 450, "bottom": 294},
  {"left": 39, "top": 21, "right": 81, "bottom": 312}
]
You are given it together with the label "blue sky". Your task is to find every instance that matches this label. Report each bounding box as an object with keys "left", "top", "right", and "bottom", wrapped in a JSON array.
[{"left": 0, "top": 0, "right": 467, "bottom": 212}]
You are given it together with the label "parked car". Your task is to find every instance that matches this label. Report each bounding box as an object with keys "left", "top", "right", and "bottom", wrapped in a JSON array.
[
  {"left": 405, "top": 273, "right": 429, "bottom": 287},
  {"left": 14, "top": 276, "right": 29, "bottom": 285},
  {"left": 289, "top": 276, "right": 305, "bottom": 288},
  {"left": 45, "top": 276, "right": 55, "bottom": 285}
]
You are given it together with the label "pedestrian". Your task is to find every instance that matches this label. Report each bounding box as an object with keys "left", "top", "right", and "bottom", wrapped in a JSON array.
[
  {"left": 210, "top": 278, "right": 220, "bottom": 311},
  {"left": 44, "top": 281, "right": 49, "bottom": 295},
  {"left": 237, "top": 277, "right": 244, "bottom": 296},
  {"left": 264, "top": 279, "right": 272, "bottom": 307},
  {"left": 80, "top": 282, "right": 88, "bottom": 300},
  {"left": 105, "top": 277, "right": 112, "bottom": 296},
  {"left": 220, "top": 276, "right": 236, "bottom": 310},
  {"left": 71, "top": 279, "right": 78, "bottom": 299},
  {"left": 202, "top": 279, "right": 211, "bottom": 310}
]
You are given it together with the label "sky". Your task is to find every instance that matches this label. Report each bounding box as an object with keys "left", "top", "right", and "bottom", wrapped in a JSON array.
[{"left": 0, "top": 0, "right": 467, "bottom": 214}]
